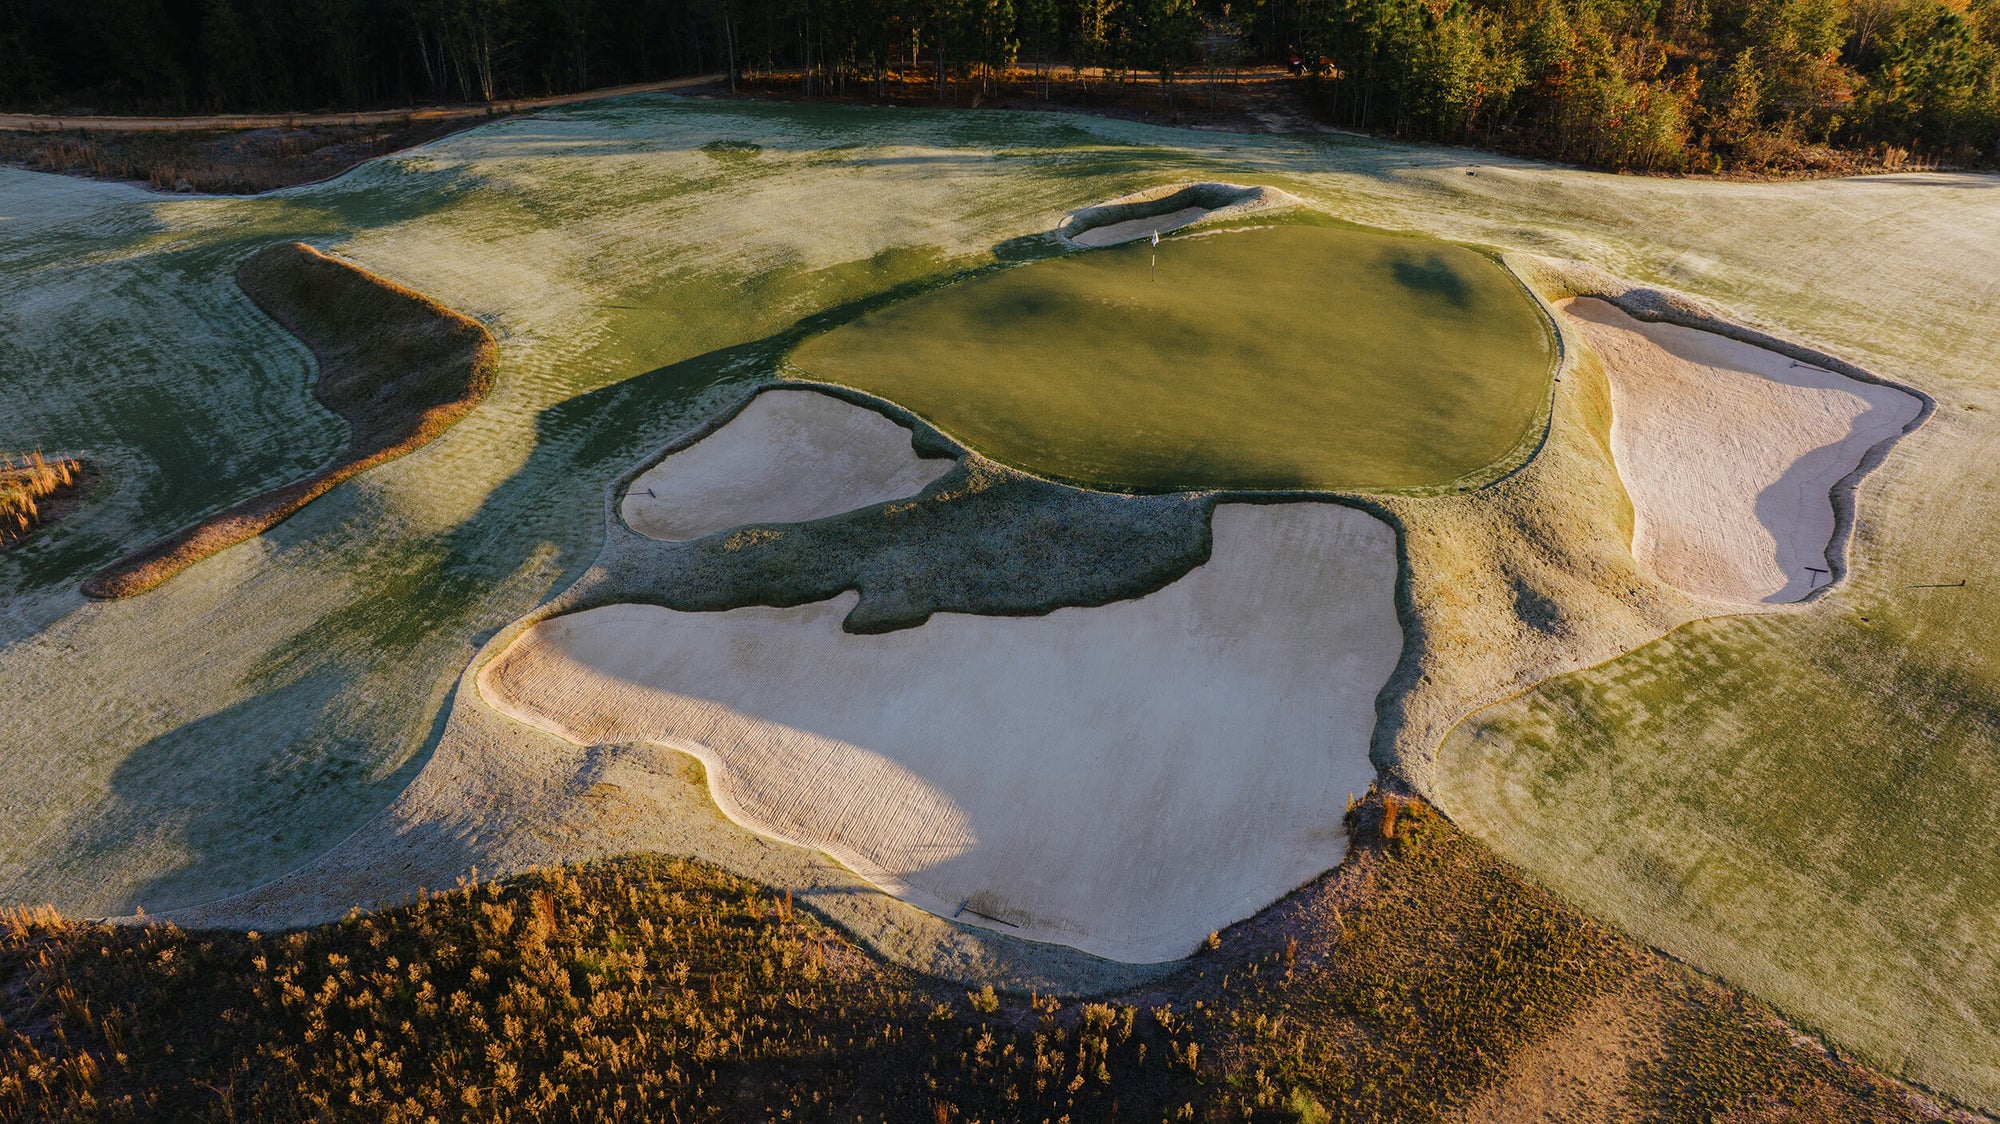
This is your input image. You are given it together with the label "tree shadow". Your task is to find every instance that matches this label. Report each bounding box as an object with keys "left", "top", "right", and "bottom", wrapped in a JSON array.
[
  {"left": 1389, "top": 252, "right": 1472, "bottom": 306},
  {"left": 80, "top": 263, "right": 1033, "bottom": 917}
]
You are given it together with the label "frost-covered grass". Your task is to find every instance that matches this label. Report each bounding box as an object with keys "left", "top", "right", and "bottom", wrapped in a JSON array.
[{"left": 1, "top": 94, "right": 1998, "bottom": 1109}]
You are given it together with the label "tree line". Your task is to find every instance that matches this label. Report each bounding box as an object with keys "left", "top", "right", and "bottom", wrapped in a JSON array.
[{"left": 1, "top": 0, "right": 1994, "bottom": 169}]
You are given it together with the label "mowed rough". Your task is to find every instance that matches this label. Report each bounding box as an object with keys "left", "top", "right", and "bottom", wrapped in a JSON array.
[
  {"left": 791, "top": 224, "right": 1555, "bottom": 492},
  {"left": 479, "top": 502, "right": 1402, "bottom": 962},
  {"left": 620, "top": 389, "right": 952, "bottom": 542},
  {"left": 1566, "top": 298, "right": 1922, "bottom": 604}
]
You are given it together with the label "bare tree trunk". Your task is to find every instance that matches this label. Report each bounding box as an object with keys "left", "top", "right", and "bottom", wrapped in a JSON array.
[{"left": 725, "top": 11, "right": 737, "bottom": 92}]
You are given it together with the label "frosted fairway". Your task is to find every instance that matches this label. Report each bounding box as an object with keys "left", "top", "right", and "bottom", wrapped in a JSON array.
[
  {"left": 620, "top": 389, "right": 952, "bottom": 541},
  {"left": 480, "top": 502, "right": 1403, "bottom": 962},
  {"left": 1565, "top": 298, "right": 1923, "bottom": 604}
]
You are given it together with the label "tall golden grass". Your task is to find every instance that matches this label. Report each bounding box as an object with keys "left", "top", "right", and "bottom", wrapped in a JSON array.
[
  {"left": 0, "top": 451, "right": 81, "bottom": 545},
  {"left": 0, "top": 799, "right": 1950, "bottom": 1122}
]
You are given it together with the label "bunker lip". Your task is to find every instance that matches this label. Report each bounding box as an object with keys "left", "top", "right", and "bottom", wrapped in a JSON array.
[
  {"left": 1056, "top": 182, "right": 1300, "bottom": 248},
  {"left": 79, "top": 242, "right": 498, "bottom": 600},
  {"left": 1564, "top": 297, "right": 1924, "bottom": 605},
  {"left": 477, "top": 501, "right": 1403, "bottom": 964},
  {"left": 619, "top": 387, "right": 953, "bottom": 543},
  {"left": 1515, "top": 254, "right": 1934, "bottom": 603}
]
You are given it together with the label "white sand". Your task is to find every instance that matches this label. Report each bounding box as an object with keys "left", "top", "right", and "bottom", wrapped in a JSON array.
[
  {"left": 619, "top": 388, "right": 951, "bottom": 541},
  {"left": 1069, "top": 205, "right": 1214, "bottom": 248},
  {"left": 1564, "top": 298, "right": 1922, "bottom": 604},
  {"left": 479, "top": 501, "right": 1401, "bottom": 962}
]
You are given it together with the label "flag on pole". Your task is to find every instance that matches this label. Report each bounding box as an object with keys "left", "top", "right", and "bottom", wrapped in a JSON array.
[
  {"left": 1151, "top": 229, "right": 1160, "bottom": 247},
  {"left": 1151, "top": 229, "right": 1159, "bottom": 279}
]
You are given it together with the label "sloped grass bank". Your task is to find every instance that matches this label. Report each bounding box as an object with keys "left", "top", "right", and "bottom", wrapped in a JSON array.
[{"left": 81, "top": 243, "right": 497, "bottom": 599}]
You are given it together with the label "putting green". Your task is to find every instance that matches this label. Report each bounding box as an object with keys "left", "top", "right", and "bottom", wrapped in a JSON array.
[{"left": 790, "top": 223, "right": 1555, "bottom": 492}]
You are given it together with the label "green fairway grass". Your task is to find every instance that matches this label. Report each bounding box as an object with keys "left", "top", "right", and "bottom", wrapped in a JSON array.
[{"left": 790, "top": 223, "right": 1555, "bottom": 493}]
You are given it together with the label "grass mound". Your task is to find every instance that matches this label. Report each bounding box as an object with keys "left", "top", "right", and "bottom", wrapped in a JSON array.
[
  {"left": 0, "top": 451, "right": 83, "bottom": 547},
  {"left": 791, "top": 222, "right": 1554, "bottom": 493},
  {"left": 81, "top": 243, "right": 497, "bottom": 599},
  {"left": 0, "top": 799, "right": 1961, "bottom": 1122},
  {"left": 598, "top": 450, "right": 1215, "bottom": 634}
]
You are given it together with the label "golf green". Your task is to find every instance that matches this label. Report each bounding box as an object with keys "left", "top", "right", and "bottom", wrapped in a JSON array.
[{"left": 790, "top": 223, "right": 1556, "bottom": 492}]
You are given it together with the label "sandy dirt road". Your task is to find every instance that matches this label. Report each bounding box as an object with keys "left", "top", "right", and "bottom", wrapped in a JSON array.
[{"left": 0, "top": 74, "right": 720, "bottom": 132}]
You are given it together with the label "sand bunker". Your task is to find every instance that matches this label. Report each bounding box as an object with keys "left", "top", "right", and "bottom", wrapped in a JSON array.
[
  {"left": 620, "top": 388, "right": 952, "bottom": 542},
  {"left": 481, "top": 501, "right": 1401, "bottom": 962},
  {"left": 1068, "top": 206, "right": 1214, "bottom": 248},
  {"left": 1057, "top": 182, "right": 1297, "bottom": 249},
  {"left": 1565, "top": 298, "right": 1922, "bottom": 603}
]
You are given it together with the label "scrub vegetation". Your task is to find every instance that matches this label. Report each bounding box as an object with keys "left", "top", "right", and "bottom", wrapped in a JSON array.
[
  {"left": 0, "top": 796, "right": 1962, "bottom": 1122},
  {"left": 0, "top": 451, "right": 82, "bottom": 547},
  {"left": 0, "top": 121, "right": 481, "bottom": 195},
  {"left": 792, "top": 223, "right": 1554, "bottom": 493},
  {"left": 81, "top": 242, "right": 497, "bottom": 599}
]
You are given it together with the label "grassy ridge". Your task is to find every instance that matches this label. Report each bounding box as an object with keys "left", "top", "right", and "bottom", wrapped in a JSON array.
[
  {"left": 0, "top": 798, "right": 1960, "bottom": 1122},
  {"left": 80, "top": 243, "right": 497, "bottom": 599}
]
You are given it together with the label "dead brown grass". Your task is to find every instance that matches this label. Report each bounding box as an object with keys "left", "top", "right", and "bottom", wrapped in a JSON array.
[
  {"left": 0, "top": 120, "right": 476, "bottom": 195},
  {"left": 81, "top": 243, "right": 497, "bottom": 599},
  {"left": 0, "top": 795, "right": 1972, "bottom": 1122},
  {"left": 0, "top": 451, "right": 84, "bottom": 547}
]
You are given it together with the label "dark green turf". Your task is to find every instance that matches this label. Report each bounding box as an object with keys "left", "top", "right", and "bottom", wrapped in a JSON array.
[{"left": 791, "top": 223, "right": 1555, "bottom": 493}]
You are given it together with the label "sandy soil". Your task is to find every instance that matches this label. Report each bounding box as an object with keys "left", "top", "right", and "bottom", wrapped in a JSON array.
[
  {"left": 619, "top": 388, "right": 952, "bottom": 542},
  {"left": 0, "top": 75, "right": 720, "bottom": 132},
  {"left": 1454, "top": 977, "right": 1664, "bottom": 1123},
  {"left": 1563, "top": 297, "right": 1922, "bottom": 604},
  {"left": 1069, "top": 205, "right": 1213, "bottom": 247},
  {"left": 479, "top": 501, "right": 1401, "bottom": 963}
]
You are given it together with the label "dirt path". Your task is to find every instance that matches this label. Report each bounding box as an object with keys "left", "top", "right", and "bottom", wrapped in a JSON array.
[{"left": 0, "top": 74, "right": 720, "bottom": 132}]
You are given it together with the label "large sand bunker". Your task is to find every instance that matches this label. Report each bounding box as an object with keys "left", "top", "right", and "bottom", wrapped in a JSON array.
[
  {"left": 1565, "top": 298, "right": 1923, "bottom": 604},
  {"left": 621, "top": 388, "right": 952, "bottom": 541},
  {"left": 481, "top": 501, "right": 1401, "bottom": 962}
]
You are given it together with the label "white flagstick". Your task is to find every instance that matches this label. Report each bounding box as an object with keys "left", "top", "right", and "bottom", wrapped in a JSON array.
[{"left": 1151, "top": 228, "right": 1159, "bottom": 278}]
